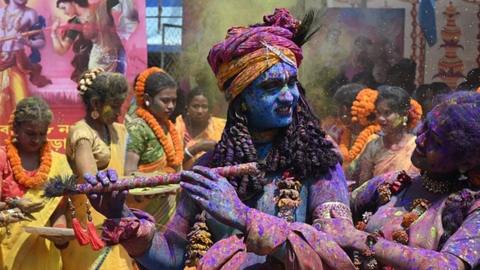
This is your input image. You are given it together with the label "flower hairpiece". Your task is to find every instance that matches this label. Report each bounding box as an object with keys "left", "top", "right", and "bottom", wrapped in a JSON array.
[
  {"left": 77, "top": 68, "right": 105, "bottom": 95},
  {"left": 134, "top": 67, "right": 165, "bottom": 106}
]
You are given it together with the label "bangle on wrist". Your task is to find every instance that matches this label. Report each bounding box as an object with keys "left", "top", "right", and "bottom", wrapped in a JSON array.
[{"left": 185, "top": 147, "right": 194, "bottom": 159}]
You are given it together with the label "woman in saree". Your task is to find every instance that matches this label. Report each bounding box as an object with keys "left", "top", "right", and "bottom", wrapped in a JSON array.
[
  {"left": 63, "top": 68, "right": 135, "bottom": 269},
  {"left": 319, "top": 91, "right": 480, "bottom": 270},
  {"left": 0, "top": 97, "right": 72, "bottom": 269},
  {"left": 350, "top": 85, "right": 422, "bottom": 187},
  {"left": 176, "top": 88, "right": 226, "bottom": 169},
  {"left": 325, "top": 85, "right": 381, "bottom": 170},
  {"left": 124, "top": 67, "right": 183, "bottom": 226},
  {"left": 85, "top": 9, "right": 355, "bottom": 270}
]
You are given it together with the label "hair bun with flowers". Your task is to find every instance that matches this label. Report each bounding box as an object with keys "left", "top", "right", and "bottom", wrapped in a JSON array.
[
  {"left": 77, "top": 68, "right": 105, "bottom": 95},
  {"left": 134, "top": 67, "right": 166, "bottom": 106},
  {"left": 351, "top": 88, "right": 378, "bottom": 126},
  {"left": 338, "top": 88, "right": 380, "bottom": 163}
]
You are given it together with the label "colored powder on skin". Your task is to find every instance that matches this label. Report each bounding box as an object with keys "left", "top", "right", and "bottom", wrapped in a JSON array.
[
  {"left": 102, "top": 105, "right": 114, "bottom": 119},
  {"left": 392, "top": 115, "right": 404, "bottom": 129},
  {"left": 430, "top": 227, "right": 437, "bottom": 239}
]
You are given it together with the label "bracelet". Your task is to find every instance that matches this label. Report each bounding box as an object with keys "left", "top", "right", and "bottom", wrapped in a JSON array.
[
  {"left": 185, "top": 147, "right": 194, "bottom": 159},
  {"left": 316, "top": 202, "right": 352, "bottom": 220}
]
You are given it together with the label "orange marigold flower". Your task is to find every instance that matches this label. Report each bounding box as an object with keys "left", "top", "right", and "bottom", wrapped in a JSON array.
[
  {"left": 5, "top": 120, "right": 52, "bottom": 188},
  {"left": 351, "top": 88, "right": 378, "bottom": 126},
  {"left": 136, "top": 108, "right": 183, "bottom": 168},
  {"left": 134, "top": 67, "right": 165, "bottom": 106}
]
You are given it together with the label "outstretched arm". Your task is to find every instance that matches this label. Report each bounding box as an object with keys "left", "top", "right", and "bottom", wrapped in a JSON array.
[{"left": 318, "top": 209, "right": 480, "bottom": 270}]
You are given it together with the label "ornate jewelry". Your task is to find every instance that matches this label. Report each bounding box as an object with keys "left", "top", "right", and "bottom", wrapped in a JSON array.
[
  {"left": 421, "top": 172, "right": 452, "bottom": 194},
  {"left": 1, "top": 9, "right": 25, "bottom": 32}
]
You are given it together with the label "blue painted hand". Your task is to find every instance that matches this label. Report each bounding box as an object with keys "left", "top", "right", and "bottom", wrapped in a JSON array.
[
  {"left": 180, "top": 166, "right": 250, "bottom": 231},
  {"left": 85, "top": 169, "right": 129, "bottom": 218}
]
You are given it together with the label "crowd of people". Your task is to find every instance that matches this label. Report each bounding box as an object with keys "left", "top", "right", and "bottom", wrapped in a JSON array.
[{"left": 0, "top": 8, "right": 479, "bottom": 270}]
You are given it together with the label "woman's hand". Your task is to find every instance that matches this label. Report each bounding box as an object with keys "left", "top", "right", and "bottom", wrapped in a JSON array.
[
  {"left": 5, "top": 197, "right": 45, "bottom": 214},
  {"left": 84, "top": 169, "right": 129, "bottom": 219},
  {"left": 196, "top": 140, "right": 217, "bottom": 152},
  {"left": 180, "top": 166, "right": 249, "bottom": 232},
  {"left": 51, "top": 19, "right": 60, "bottom": 36},
  {"left": 188, "top": 140, "right": 217, "bottom": 157},
  {"left": 0, "top": 208, "right": 30, "bottom": 225}
]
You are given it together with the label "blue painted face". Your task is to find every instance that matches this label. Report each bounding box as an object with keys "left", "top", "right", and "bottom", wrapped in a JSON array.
[{"left": 241, "top": 62, "right": 300, "bottom": 131}]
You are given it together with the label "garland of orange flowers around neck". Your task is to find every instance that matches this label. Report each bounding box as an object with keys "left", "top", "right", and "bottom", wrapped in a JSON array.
[
  {"left": 5, "top": 120, "right": 52, "bottom": 188},
  {"left": 339, "top": 88, "right": 380, "bottom": 163},
  {"left": 135, "top": 67, "right": 183, "bottom": 167},
  {"left": 339, "top": 124, "right": 381, "bottom": 163},
  {"left": 135, "top": 108, "right": 183, "bottom": 167}
]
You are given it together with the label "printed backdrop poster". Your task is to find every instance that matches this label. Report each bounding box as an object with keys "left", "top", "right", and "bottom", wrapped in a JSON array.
[{"left": 0, "top": 0, "right": 147, "bottom": 152}]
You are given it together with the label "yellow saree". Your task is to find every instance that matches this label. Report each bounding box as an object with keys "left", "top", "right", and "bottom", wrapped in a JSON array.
[
  {"left": 176, "top": 115, "right": 226, "bottom": 168},
  {"left": 63, "top": 121, "right": 135, "bottom": 270},
  {"left": 0, "top": 151, "right": 71, "bottom": 270}
]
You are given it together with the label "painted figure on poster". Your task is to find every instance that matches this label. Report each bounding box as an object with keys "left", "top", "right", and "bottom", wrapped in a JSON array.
[
  {"left": 0, "top": 0, "right": 51, "bottom": 121},
  {"left": 51, "top": 0, "right": 139, "bottom": 77}
]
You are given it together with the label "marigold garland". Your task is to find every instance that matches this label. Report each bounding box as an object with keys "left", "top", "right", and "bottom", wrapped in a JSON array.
[
  {"left": 342, "top": 89, "right": 422, "bottom": 163},
  {"left": 339, "top": 124, "right": 381, "bottom": 163},
  {"left": 5, "top": 122, "right": 52, "bottom": 188},
  {"left": 338, "top": 88, "right": 381, "bottom": 163},
  {"left": 136, "top": 107, "right": 183, "bottom": 167}
]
